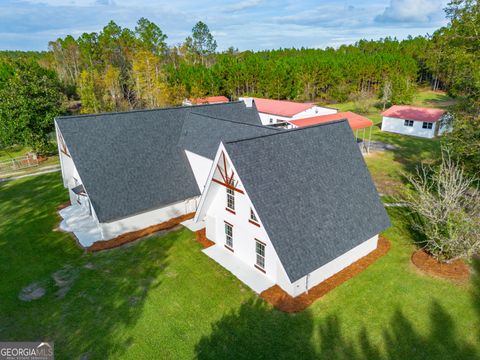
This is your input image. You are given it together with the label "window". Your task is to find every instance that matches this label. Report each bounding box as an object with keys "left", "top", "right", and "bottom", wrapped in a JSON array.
[
  {"left": 255, "top": 240, "right": 265, "bottom": 269},
  {"left": 226, "top": 188, "right": 235, "bottom": 211},
  {"left": 250, "top": 208, "right": 258, "bottom": 223},
  {"left": 225, "top": 222, "right": 233, "bottom": 249},
  {"left": 404, "top": 120, "right": 414, "bottom": 127},
  {"left": 422, "top": 122, "right": 433, "bottom": 129},
  {"left": 269, "top": 118, "right": 274, "bottom": 124}
]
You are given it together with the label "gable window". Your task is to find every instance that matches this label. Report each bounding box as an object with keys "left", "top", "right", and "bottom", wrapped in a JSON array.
[
  {"left": 255, "top": 240, "right": 265, "bottom": 270},
  {"left": 422, "top": 122, "right": 433, "bottom": 129},
  {"left": 226, "top": 187, "right": 235, "bottom": 211},
  {"left": 404, "top": 120, "right": 414, "bottom": 127},
  {"left": 249, "top": 208, "right": 260, "bottom": 226},
  {"left": 224, "top": 222, "right": 233, "bottom": 249}
]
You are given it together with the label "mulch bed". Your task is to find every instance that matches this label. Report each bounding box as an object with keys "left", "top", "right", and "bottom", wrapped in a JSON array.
[
  {"left": 195, "top": 228, "right": 215, "bottom": 249},
  {"left": 411, "top": 249, "right": 470, "bottom": 282},
  {"left": 86, "top": 212, "right": 195, "bottom": 252},
  {"left": 260, "top": 235, "right": 391, "bottom": 313},
  {"left": 57, "top": 201, "right": 71, "bottom": 210}
]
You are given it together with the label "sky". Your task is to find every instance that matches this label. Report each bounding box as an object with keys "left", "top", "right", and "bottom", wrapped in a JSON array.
[{"left": 1, "top": 0, "right": 449, "bottom": 51}]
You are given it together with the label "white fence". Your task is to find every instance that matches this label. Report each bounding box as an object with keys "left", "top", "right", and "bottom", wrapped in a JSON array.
[{"left": 0, "top": 155, "right": 39, "bottom": 174}]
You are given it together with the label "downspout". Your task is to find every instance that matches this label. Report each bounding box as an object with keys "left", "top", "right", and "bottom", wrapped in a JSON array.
[{"left": 306, "top": 273, "right": 310, "bottom": 295}]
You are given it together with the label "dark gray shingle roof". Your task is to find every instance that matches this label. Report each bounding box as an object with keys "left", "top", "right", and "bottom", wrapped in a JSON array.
[
  {"left": 56, "top": 101, "right": 263, "bottom": 223},
  {"left": 223, "top": 120, "right": 390, "bottom": 282},
  {"left": 179, "top": 112, "right": 280, "bottom": 159}
]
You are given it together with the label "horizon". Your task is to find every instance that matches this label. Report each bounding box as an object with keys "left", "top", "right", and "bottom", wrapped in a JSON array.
[{"left": 1, "top": 0, "right": 449, "bottom": 52}]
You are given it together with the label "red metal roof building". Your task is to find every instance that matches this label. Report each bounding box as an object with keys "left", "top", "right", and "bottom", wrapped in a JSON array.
[
  {"left": 289, "top": 111, "right": 374, "bottom": 153},
  {"left": 381, "top": 105, "right": 445, "bottom": 122},
  {"left": 186, "top": 96, "right": 230, "bottom": 105},
  {"left": 380, "top": 105, "right": 449, "bottom": 139},
  {"left": 251, "top": 97, "right": 315, "bottom": 117},
  {"left": 289, "top": 111, "right": 373, "bottom": 130}
]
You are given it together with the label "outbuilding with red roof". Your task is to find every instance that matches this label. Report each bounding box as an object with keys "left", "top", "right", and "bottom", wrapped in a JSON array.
[
  {"left": 381, "top": 105, "right": 451, "bottom": 139},
  {"left": 289, "top": 111, "right": 374, "bottom": 153},
  {"left": 240, "top": 97, "right": 337, "bottom": 126},
  {"left": 183, "top": 96, "right": 229, "bottom": 106}
]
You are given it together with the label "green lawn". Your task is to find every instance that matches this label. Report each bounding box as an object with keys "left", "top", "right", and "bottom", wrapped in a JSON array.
[{"left": 0, "top": 172, "right": 479, "bottom": 359}]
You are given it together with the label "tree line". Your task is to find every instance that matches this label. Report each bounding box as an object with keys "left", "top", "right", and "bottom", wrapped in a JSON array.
[{"left": 0, "top": 0, "right": 478, "bottom": 180}]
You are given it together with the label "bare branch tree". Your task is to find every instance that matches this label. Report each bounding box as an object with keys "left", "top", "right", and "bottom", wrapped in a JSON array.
[{"left": 405, "top": 148, "right": 480, "bottom": 261}]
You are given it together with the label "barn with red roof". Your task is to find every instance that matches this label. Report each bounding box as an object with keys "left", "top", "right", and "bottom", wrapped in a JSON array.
[{"left": 381, "top": 105, "right": 451, "bottom": 138}]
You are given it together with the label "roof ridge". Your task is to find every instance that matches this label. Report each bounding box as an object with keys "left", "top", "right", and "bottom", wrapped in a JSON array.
[
  {"left": 56, "top": 101, "right": 245, "bottom": 120},
  {"left": 225, "top": 119, "right": 348, "bottom": 145},
  {"left": 188, "top": 111, "right": 282, "bottom": 131}
]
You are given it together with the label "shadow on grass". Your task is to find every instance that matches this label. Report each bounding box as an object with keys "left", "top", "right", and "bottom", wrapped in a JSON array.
[
  {"left": 0, "top": 172, "right": 176, "bottom": 359},
  {"left": 386, "top": 207, "right": 427, "bottom": 249},
  {"left": 195, "top": 298, "right": 478, "bottom": 360}
]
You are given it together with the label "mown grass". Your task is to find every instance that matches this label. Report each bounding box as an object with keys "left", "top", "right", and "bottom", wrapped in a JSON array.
[
  {"left": 329, "top": 90, "right": 448, "bottom": 197},
  {"left": 0, "top": 172, "right": 479, "bottom": 359}
]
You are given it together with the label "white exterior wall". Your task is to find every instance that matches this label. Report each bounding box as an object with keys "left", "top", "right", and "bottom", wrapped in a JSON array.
[
  {"left": 381, "top": 116, "right": 436, "bottom": 138},
  {"left": 258, "top": 106, "right": 337, "bottom": 126},
  {"left": 100, "top": 197, "right": 199, "bottom": 240},
  {"left": 184, "top": 150, "right": 214, "bottom": 192},
  {"left": 287, "top": 235, "right": 379, "bottom": 297},
  {"left": 292, "top": 106, "right": 337, "bottom": 119},
  {"left": 204, "top": 178, "right": 284, "bottom": 285}
]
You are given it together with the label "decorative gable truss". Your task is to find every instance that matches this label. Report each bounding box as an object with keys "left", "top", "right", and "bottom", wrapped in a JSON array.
[
  {"left": 195, "top": 143, "right": 250, "bottom": 223},
  {"left": 212, "top": 151, "right": 244, "bottom": 195}
]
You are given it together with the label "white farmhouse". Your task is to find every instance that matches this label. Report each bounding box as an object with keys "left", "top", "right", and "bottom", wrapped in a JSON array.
[
  {"left": 194, "top": 121, "right": 389, "bottom": 297},
  {"left": 239, "top": 97, "right": 337, "bottom": 126},
  {"left": 381, "top": 105, "right": 451, "bottom": 138},
  {"left": 56, "top": 101, "right": 389, "bottom": 298}
]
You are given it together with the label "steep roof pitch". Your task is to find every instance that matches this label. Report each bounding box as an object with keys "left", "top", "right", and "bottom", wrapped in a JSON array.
[
  {"left": 223, "top": 120, "right": 390, "bottom": 282},
  {"left": 179, "top": 112, "right": 280, "bottom": 159},
  {"left": 56, "top": 101, "right": 262, "bottom": 223},
  {"left": 290, "top": 111, "right": 373, "bottom": 130},
  {"left": 252, "top": 97, "right": 314, "bottom": 117},
  {"left": 381, "top": 105, "right": 445, "bottom": 122}
]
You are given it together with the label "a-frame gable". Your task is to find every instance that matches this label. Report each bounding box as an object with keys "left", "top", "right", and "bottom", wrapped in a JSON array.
[{"left": 195, "top": 143, "right": 258, "bottom": 225}]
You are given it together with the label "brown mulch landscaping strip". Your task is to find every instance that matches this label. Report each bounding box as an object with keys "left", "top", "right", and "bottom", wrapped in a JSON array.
[
  {"left": 411, "top": 249, "right": 470, "bottom": 282},
  {"left": 57, "top": 201, "right": 71, "bottom": 210},
  {"left": 260, "top": 235, "right": 391, "bottom": 313},
  {"left": 86, "top": 212, "right": 195, "bottom": 252},
  {"left": 195, "top": 228, "right": 215, "bottom": 249}
]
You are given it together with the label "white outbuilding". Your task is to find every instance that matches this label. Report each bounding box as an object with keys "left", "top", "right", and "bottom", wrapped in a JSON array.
[
  {"left": 381, "top": 105, "right": 452, "bottom": 139},
  {"left": 239, "top": 97, "right": 337, "bottom": 126}
]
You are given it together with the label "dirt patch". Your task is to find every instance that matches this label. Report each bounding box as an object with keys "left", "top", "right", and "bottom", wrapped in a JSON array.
[
  {"left": 52, "top": 265, "right": 79, "bottom": 298},
  {"left": 260, "top": 236, "right": 391, "bottom": 313},
  {"left": 19, "top": 282, "right": 46, "bottom": 302},
  {"left": 195, "top": 228, "right": 215, "bottom": 248},
  {"left": 411, "top": 249, "right": 470, "bottom": 282},
  {"left": 86, "top": 213, "right": 195, "bottom": 252}
]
